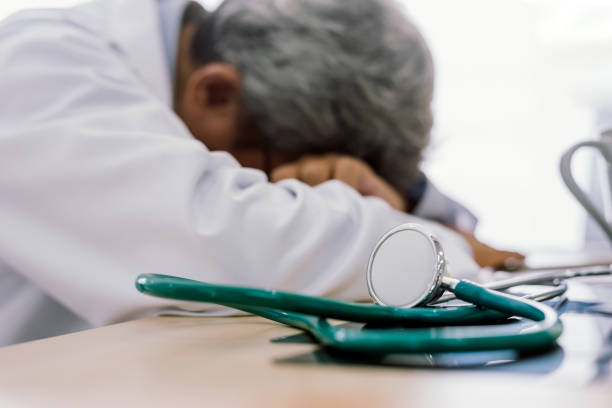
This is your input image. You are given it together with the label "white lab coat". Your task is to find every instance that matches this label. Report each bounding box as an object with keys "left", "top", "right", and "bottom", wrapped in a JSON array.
[{"left": 0, "top": 0, "right": 476, "bottom": 346}]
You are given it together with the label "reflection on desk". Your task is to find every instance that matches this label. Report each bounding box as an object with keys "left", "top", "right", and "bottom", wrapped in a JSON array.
[{"left": 270, "top": 278, "right": 611, "bottom": 383}]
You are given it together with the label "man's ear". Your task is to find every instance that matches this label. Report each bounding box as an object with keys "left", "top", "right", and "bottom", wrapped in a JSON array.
[
  {"left": 179, "top": 63, "right": 242, "bottom": 150},
  {"left": 190, "top": 63, "right": 241, "bottom": 110}
]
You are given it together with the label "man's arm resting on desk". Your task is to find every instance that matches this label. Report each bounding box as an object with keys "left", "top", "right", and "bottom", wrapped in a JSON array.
[{"left": 271, "top": 156, "right": 524, "bottom": 269}]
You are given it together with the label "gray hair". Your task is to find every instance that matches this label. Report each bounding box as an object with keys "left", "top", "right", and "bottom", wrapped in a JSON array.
[{"left": 210, "top": 0, "right": 434, "bottom": 190}]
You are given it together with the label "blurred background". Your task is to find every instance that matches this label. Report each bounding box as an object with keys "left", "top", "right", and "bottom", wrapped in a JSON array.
[{"left": 1, "top": 0, "right": 609, "bottom": 255}]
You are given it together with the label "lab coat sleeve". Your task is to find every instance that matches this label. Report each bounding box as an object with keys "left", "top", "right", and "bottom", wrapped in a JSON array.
[
  {"left": 413, "top": 178, "right": 478, "bottom": 233},
  {"left": 0, "top": 13, "right": 477, "bottom": 326}
]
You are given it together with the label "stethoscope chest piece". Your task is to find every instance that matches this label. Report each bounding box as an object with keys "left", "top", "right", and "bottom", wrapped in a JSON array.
[{"left": 366, "top": 223, "right": 447, "bottom": 308}]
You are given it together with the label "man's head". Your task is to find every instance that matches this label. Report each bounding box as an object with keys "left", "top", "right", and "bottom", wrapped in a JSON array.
[{"left": 174, "top": 0, "right": 434, "bottom": 190}]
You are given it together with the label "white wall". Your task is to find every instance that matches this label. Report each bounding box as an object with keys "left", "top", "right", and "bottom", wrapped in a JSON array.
[{"left": 398, "top": 0, "right": 598, "bottom": 252}]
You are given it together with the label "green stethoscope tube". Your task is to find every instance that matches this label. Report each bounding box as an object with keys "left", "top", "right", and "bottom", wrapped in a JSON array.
[
  {"left": 136, "top": 274, "right": 507, "bottom": 325},
  {"left": 135, "top": 274, "right": 563, "bottom": 353}
]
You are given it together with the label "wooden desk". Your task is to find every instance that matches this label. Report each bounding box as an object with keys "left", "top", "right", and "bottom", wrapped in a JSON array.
[{"left": 0, "top": 309, "right": 611, "bottom": 407}]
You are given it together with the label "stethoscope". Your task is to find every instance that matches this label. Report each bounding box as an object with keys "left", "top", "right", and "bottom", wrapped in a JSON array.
[{"left": 135, "top": 223, "right": 611, "bottom": 354}]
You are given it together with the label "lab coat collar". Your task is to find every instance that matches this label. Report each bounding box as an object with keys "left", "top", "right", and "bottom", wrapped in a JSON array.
[
  {"left": 102, "top": 0, "right": 174, "bottom": 106},
  {"left": 157, "top": 0, "right": 192, "bottom": 84}
]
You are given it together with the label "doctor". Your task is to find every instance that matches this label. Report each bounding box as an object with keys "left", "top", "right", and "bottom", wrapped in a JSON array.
[{"left": 0, "top": 0, "right": 519, "bottom": 346}]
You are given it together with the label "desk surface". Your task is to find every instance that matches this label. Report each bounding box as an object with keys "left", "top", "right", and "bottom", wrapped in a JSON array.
[{"left": 1, "top": 273, "right": 612, "bottom": 406}]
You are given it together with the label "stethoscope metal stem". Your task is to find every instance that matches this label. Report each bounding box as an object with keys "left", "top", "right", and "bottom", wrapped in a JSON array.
[
  {"left": 433, "top": 265, "right": 612, "bottom": 305},
  {"left": 441, "top": 276, "right": 460, "bottom": 290}
]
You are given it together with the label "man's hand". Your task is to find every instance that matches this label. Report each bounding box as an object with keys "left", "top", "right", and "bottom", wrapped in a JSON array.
[
  {"left": 451, "top": 228, "right": 525, "bottom": 270},
  {"left": 270, "top": 154, "right": 407, "bottom": 211}
]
